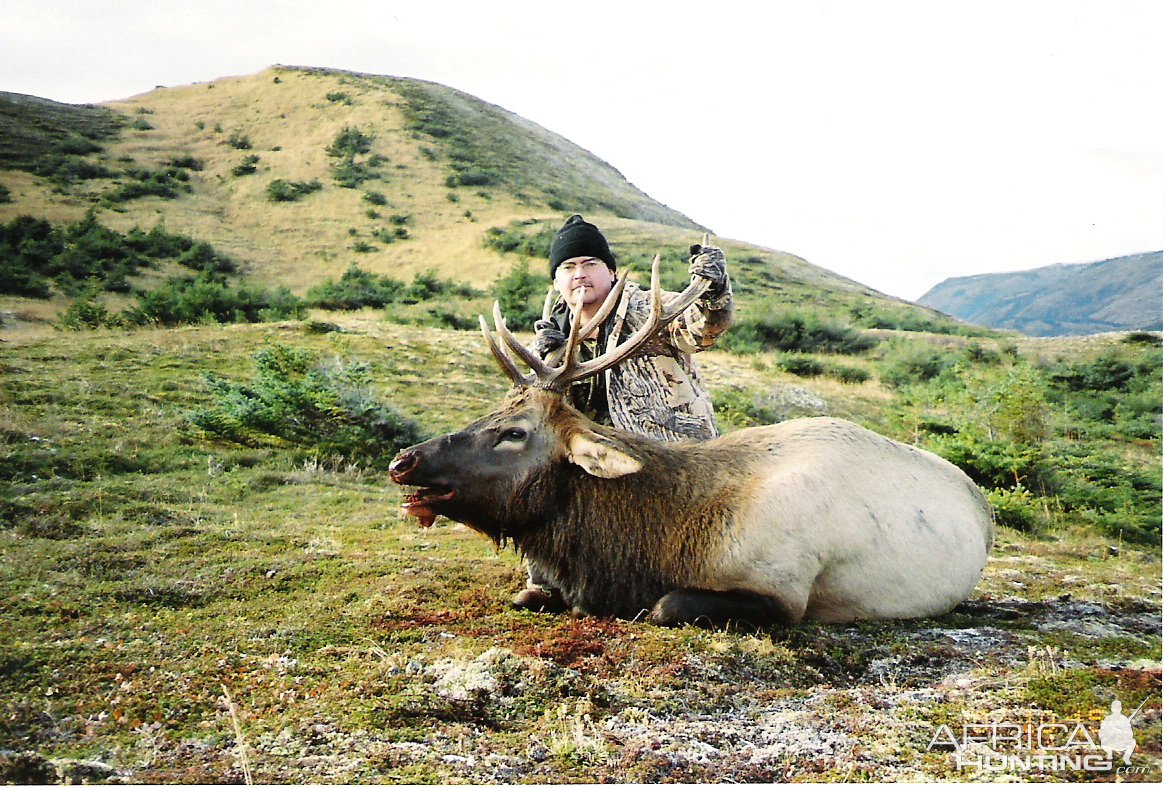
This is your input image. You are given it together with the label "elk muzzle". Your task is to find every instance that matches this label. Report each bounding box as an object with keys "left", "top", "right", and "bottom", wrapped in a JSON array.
[{"left": 389, "top": 447, "right": 456, "bottom": 528}]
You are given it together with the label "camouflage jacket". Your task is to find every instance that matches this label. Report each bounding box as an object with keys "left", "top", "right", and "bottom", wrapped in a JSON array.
[{"left": 542, "top": 274, "right": 733, "bottom": 441}]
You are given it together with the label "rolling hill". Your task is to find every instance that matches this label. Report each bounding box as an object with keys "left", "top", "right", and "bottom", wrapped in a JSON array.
[
  {"left": 918, "top": 251, "right": 1163, "bottom": 337},
  {"left": 2, "top": 65, "right": 955, "bottom": 328}
]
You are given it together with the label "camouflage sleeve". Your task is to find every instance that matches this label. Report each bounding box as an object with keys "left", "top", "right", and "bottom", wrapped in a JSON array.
[{"left": 668, "top": 269, "right": 734, "bottom": 354}]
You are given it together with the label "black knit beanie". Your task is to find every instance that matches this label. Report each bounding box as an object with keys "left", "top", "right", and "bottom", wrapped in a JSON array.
[{"left": 548, "top": 215, "right": 617, "bottom": 277}]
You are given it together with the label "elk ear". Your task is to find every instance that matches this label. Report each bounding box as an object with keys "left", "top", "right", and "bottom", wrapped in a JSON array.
[{"left": 566, "top": 430, "right": 642, "bottom": 479}]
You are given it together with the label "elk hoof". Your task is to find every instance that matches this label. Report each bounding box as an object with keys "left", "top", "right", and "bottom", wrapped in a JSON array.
[{"left": 511, "top": 587, "right": 568, "bottom": 613}]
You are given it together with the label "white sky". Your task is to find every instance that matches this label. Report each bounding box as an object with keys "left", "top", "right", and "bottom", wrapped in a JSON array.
[{"left": 3, "top": 0, "right": 1161, "bottom": 300}]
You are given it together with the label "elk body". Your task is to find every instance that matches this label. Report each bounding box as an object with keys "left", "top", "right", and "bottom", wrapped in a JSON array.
[{"left": 390, "top": 258, "right": 993, "bottom": 627}]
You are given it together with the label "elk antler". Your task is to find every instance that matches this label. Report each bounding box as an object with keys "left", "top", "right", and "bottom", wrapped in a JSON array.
[{"left": 479, "top": 253, "right": 710, "bottom": 392}]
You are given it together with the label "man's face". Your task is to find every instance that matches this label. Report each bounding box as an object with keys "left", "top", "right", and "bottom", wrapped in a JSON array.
[{"left": 554, "top": 256, "right": 615, "bottom": 308}]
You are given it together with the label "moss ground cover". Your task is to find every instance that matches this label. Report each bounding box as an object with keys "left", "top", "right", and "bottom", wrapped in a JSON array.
[{"left": 1, "top": 319, "right": 1159, "bottom": 783}]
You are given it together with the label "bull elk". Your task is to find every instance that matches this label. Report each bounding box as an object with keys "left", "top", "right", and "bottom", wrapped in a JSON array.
[{"left": 389, "top": 255, "right": 994, "bottom": 628}]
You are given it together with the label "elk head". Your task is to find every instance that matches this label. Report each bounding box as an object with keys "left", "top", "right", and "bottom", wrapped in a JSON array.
[{"left": 389, "top": 251, "right": 710, "bottom": 539}]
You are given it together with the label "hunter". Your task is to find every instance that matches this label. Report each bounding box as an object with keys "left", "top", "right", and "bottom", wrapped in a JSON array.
[{"left": 513, "top": 213, "right": 734, "bottom": 610}]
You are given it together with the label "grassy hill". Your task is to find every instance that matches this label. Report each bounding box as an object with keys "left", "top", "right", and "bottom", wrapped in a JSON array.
[
  {"left": 1, "top": 66, "right": 957, "bottom": 330},
  {"left": 1, "top": 66, "right": 1160, "bottom": 782},
  {"left": 0, "top": 66, "right": 715, "bottom": 292},
  {"left": 919, "top": 251, "right": 1164, "bottom": 336}
]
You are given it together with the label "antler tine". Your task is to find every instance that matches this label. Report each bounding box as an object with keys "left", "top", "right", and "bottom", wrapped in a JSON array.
[
  {"left": 663, "top": 276, "right": 711, "bottom": 318},
  {"left": 479, "top": 314, "right": 533, "bottom": 386},
  {"left": 649, "top": 253, "right": 665, "bottom": 321},
  {"left": 663, "top": 231, "right": 713, "bottom": 315},
  {"left": 575, "top": 270, "right": 629, "bottom": 341},
  {"left": 541, "top": 286, "right": 557, "bottom": 322},
  {"left": 553, "top": 287, "right": 589, "bottom": 382},
  {"left": 493, "top": 301, "right": 553, "bottom": 381}
]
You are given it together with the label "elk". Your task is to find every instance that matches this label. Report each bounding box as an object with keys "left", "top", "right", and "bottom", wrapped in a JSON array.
[{"left": 389, "top": 256, "right": 994, "bottom": 628}]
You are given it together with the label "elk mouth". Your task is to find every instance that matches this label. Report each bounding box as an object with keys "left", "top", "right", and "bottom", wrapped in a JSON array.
[{"left": 400, "top": 486, "right": 456, "bottom": 528}]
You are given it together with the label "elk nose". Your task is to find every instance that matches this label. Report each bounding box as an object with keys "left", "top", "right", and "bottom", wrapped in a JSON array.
[{"left": 389, "top": 450, "right": 420, "bottom": 482}]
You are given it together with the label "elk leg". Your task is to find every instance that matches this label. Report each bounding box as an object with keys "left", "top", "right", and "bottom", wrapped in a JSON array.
[
  {"left": 511, "top": 562, "right": 569, "bottom": 613},
  {"left": 648, "top": 588, "right": 801, "bottom": 629},
  {"left": 511, "top": 586, "right": 568, "bottom": 613}
]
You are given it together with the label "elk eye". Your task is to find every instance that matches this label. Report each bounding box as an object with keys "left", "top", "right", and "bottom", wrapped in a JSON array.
[{"left": 502, "top": 428, "right": 527, "bottom": 442}]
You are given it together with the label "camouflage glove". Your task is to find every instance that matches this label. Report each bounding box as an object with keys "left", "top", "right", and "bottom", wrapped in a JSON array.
[
  {"left": 531, "top": 319, "right": 567, "bottom": 358},
  {"left": 688, "top": 244, "right": 728, "bottom": 299}
]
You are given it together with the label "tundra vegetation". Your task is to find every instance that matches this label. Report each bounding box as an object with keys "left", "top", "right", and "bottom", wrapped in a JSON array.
[
  {"left": 1, "top": 316, "right": 1158, "bottom": 782},
  {"left": 0, "top": 67, "right": 1159, "bottom": 782}
]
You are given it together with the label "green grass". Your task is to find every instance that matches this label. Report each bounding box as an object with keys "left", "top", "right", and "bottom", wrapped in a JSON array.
[{"left": 0, "top": 318, "right": 1159, "bottom": 783}]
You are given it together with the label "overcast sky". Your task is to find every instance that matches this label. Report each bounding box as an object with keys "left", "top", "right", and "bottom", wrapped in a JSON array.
[{"left": 4, "top": 0, "right": 1161, "bottom": 300}]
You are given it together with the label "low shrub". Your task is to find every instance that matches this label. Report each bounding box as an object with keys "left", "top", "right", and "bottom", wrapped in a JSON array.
[
  {"left": 102, "top": 167, "right": 192, "bottom": 203},
  {"left": 123, "top": 273, "right": 304, "bottom": 326},
  {"left": 879, "top": 348, "right": 956, "bottom": 388},
  {"left": 925, "top": 432, "right": 1048, "bottom": 493},
  {"left": 227, "top": 131, "right": 252, "bottom": 150},
  {"left": 398, "top": 269, "right": 480, "bottom": 304},
  {"left": 987, "top": 486, "right": 1042, "bottom": 533},
  {"left": 829, "top": 364, "right": 872, "bottom": 384},
  {"left": 232, "top": 155, "right": 260, "bottom": 176},
  {"left": 267, "top": 179, "right": 322, "bottom": 202},
  {"left": 483, "top": 222, "right": 555, "bottom": 258},
  {"left": 188, "top": 345, "right": 427, "bottom": 467},
  {"left": 56, "top": 287, "right": 114, "bottom": 330},
  {"left": 778, "top": 357, "right": 823, "bottom": 377},
  {"left": 1047, "top": 353, "right": 1136, "bottom": 392},
  {"left": 382, "top": 300, "right": 480, "bottom": 331},
  {"left": 1123, "top": 331, "right": 1162, "bottom": 346},
  {"left": 332, "top": 161, "right": 377, "bottom": 189},
  {"left": 1049, "top": 445, "right": 1161, "bottom": 543},
  {"left": 53, "top": 133, "right": 104, "bottom": 156},
  {"left": 177, "top": 242, "right": 238, "bottom": 274},
  {"left": 167, "top": 156, "right": 203, "bottom": 171},
  {"left": 450, "top": 167, "right": 498, "bottom": 187},
  {"left": 718, "top": 311, "right": 878, "bottom": 355},
  {"left": 32, "top": 154, "right": 114, "bottom": 184},
  {"left": 327, "top": 127, "right": 380, "bottom": 188},
  {"left": 1, "top": 214, "right": 237, "bottom": 298},
  {"left": 492, "top": 260, "right": 546, "bottom": 327},
  {"left": 848, "top": 302, "right": 992, "bottom": 336},
  {"left": 306, "top": 267, "right": 481, "bottom": 312},
  {"left": 327, "top": 127, "right": 374, "bottom": 159}
]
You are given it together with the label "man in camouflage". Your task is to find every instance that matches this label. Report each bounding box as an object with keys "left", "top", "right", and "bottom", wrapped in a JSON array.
[{"left": 513, "top": 214, "right": 734, "bottom": 611}]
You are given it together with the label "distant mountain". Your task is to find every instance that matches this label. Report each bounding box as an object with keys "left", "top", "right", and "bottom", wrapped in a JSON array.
[{"left": 917, "top": 252, "right": 1163, "bottom": 336}]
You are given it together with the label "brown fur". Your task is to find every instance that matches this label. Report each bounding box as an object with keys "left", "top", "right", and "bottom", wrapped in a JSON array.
[
  {"left": 392, "top": 389, "right": 769, "bottom": 620},
  {"left": 390, "top": 388, "right": 992, "bottom": 627}
]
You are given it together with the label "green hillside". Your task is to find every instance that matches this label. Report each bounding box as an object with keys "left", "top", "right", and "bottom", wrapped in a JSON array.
[{"left": 1, "top": 66, "right": 961, "bottom": 330}]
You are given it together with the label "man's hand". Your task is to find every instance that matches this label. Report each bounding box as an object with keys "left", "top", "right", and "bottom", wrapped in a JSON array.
[
  {"left": 531, "top": 319, "right": 567, "bottom": 358},
  {"left": 688, "top": 244, "right": 728, "bottom": 298}
]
